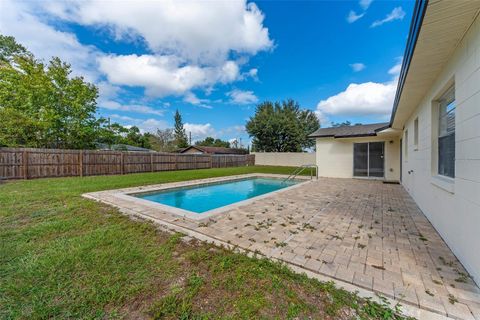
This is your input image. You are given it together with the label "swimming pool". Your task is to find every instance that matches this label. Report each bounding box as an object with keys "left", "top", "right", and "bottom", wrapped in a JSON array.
[{"left": 135, "top": 177, "right": 300, "bottom": 214}]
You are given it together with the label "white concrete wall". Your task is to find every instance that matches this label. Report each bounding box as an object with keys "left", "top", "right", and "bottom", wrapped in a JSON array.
[
  {"left": 401, "top": 15, "right": 480, "bottom": 284},
  {"left": 253, "top": 152, "right": 316, "bottom": 167},
  {"left": 315, "top": 136, "right": 400, "bottom": 181}
]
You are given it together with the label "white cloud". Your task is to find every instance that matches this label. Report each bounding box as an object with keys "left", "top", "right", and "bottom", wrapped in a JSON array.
[
  {"left": 100, "top": 100, "right": 164, "bottom": 116},
  {"left": 246, "top": 68, "right": 258, "bottom": 80},
  {"left": 388, "top": 59, "right": 402, "bottom": 76},
  {"left": 98, "top": 54, "right": 241, "bottom": 97},
  {"left": 1, "top": 0, "right": 272, "bottom": 107},
  {"left": 40, "top": 0, "right": 273, "bottom": 64},
  {"left": 347, "top": 10, "right": 365, "bottom": 23},
  {"left": 350, "top": 63, "right": 366, "bottom": 72},
  {"left": 0, "top": 0, "right": 101, "bottom": 82},
  {"left": 227, "top": 89, "right": 259, "bottom": 105},
  {"left": 184, "top": 123, "right": 216, "bottom": 140},
  {"left": 359, "top": 0, "right": 373, "bottom": 10},
  {"left": 317, "top": 81, "right": 395, "bottom": 116},
  {"left": 371, "top": 7, "right": 405, "bottom": 28},
  {"left": 183, "top": 92, "right": 212, "bottom": 109},
  {"left": 137, "top": 118, "right": 169, "bottom": 133},
  {"left": 315, "top": 62, "right": 400, "bottom": 126},
  {"left": 108, "top": 114, "right": 168, "bottom": 133}
]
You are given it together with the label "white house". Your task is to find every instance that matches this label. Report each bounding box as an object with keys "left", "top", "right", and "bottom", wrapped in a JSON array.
[{"left": 310, "top": 0, "right": 480, "bottom": 285}]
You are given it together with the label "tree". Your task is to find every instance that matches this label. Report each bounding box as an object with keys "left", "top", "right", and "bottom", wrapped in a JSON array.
[
  {"left": 0, "top": 35, "right": 99, "bottom": 149},
  {"left": 330, "top": 121, "right": 362, "bottom": 127},
  {"left": 148, "top": 128, "right": 176, "bottom": 152},
  {"left": 246, "top": 99, "right": 319, "bottom": 152},
  {"left": 0, "top": 35, "right": 31, "bottom": 64},
  {"left": 195, "top": 136, "right": 230, "bottom": 148},
  {"left": 123, "top": 126, "right": 151, "bottom": 149},
  {"left": 173, "top": 109, "right": 188, "bottom": 148},
  {"left": 96, "top": 121, "right": 127, "bottom": 147}
]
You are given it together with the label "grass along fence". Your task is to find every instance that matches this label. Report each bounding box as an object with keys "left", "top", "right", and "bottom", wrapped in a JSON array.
[{"left": 0, "top": 147, "right": 255, "bottom": 180}]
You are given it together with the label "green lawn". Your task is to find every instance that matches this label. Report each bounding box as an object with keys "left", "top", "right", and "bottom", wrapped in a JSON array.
[{"left": 0, "top": 166, "right": 412, "bottom": 319}]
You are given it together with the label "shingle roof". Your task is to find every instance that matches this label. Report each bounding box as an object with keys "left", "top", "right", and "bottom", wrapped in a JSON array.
[
  {"left": 179, "top": 146, "right": 248, "bottom": 155},
  {"left": 309, "top": 122, "right": 389, "bottom": 138}
]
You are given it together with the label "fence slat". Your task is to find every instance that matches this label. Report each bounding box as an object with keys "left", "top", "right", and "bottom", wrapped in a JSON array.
[{"left": 0, "top": 147, "right": 255, "bottom": 180}]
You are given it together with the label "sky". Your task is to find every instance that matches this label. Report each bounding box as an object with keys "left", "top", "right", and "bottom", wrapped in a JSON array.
[{"left": 0, "top": 0, "right": 414, "bottom": 147}]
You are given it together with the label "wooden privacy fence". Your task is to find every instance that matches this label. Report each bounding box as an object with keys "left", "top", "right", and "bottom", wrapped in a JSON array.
[{"left": 0, "top": 148, "right": 255, "bottom": 180}]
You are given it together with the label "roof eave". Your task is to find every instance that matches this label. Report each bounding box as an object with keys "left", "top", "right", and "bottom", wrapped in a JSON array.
[
  {"left": 389, "top": 0, "right": 429, "bottom": 127},
  {"left": 334, "top": 133, "right": 378, "bottom": 139}
]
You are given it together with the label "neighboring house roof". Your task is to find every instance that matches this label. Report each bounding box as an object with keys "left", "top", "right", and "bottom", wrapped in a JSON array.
[
  {"left": 309, "top": 122, "right": 389, "bottom": 139},
  {"left": 179, "top": 145, "right": 248, "bottom": 155},
  {"left": 96, "top": 143, "right": 155, "bottom": 152}
]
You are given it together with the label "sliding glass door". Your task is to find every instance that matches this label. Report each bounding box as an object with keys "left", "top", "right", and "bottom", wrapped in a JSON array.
[{"left": 353, "top": 142, "right": 384, "bottom": 178}]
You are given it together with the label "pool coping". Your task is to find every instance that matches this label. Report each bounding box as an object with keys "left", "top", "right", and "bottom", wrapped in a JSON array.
[{"left": 83, "top": 173, "right": 312, "bottom": 221}]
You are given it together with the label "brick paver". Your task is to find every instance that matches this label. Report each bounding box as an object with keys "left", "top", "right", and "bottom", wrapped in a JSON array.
[{"left": 85, "top": 175, "right": 480, "bottom": 319}]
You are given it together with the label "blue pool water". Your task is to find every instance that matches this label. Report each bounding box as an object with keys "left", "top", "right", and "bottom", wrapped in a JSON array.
[{"left": 136, "top": 177, "right": 300, "bottom": 214}]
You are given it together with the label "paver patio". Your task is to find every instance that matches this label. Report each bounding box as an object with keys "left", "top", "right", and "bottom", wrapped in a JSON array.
[{"left": 85, "top": 175, "right": 480, "bottom": 320}]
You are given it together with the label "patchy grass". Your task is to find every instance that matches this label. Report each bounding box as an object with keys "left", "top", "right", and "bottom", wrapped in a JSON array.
[{"left": 1, "top": 166, "right": 413, "bottom": 319}]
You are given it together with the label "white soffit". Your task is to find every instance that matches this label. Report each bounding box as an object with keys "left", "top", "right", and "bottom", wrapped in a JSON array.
[{"left": 392, "top": 0, "right": 480, "bottom": 129}]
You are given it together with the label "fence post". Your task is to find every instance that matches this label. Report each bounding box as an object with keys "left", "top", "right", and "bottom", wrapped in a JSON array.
[
  {"left": 209, "top": 155, "right": 212, "bottom": 169},
  {"left": 79, "top": 150, "right": 83, "bottom": 177},
  {"left": 150, "top": 153, "right": 154, "bottom": 172},
  {"left": 23, "top": 149, "right": 28, "bottom": 179},
  {"left": 120, "top": 152, "right": 124, "bottom": 175},
  {"left": 174, "top": 154, "right": 178, "bottom": 170}
]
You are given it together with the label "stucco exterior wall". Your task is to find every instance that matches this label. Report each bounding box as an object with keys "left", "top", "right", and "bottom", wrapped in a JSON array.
[
  {"left": 315, "top": 136, "right": 400, "bottom": 181},
  {"left": 253, "top": 152, "right": 316, "bottom": 167},
  {"left": 400, "top": 15, "right": 480, "bottom": 284}
]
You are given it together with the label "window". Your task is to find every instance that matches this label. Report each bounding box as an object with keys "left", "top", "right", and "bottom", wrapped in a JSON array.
[
  {"left": 404, "top": 130, "right": 408, "bottom": 160},
  {"left": 438, "top": 86, "right": 455, "bottom": 178},
  {"left": 413, "top": 118, "right": 419, "bottom": 149}
]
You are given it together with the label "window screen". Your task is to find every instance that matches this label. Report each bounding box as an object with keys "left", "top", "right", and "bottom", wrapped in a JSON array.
[{"left": 438, "top": 86, "right": 455, "bottom": 178}]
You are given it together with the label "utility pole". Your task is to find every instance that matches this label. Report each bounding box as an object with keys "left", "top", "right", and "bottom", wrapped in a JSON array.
[{"left": 189, "top": 131, "right": 192, "bottom": 145}]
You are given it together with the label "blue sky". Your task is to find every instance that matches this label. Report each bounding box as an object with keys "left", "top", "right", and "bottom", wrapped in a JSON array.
[{"left": 0, "top": 0, "right": 413, "bottom": 147}]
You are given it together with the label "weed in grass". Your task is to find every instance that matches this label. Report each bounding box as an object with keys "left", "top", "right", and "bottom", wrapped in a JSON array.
[
  {"left": 439, "top": 256, "right": 455, "bottom": 267},
  {"left": 418, "top": 233, "right": 428, "bottom": 242},
  {"left": 299, "top": 223, "right": 316, "bottom": 232},
  {"left": 454, "top": 270, "right": 470, "bottom": 283},
  {"left": 275, "top": 242, "right": 287, "bottom": 248},
  {"left": 448, "top": 294, "right": 458, "bottom": 304},
  {"left": 328, "top": 234, "right": 343, "bottom": 241}
]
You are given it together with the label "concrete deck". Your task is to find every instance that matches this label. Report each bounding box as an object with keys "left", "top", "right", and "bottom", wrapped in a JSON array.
[{"left": 84, "top": 174, "right": 480, "bottom": 320}]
